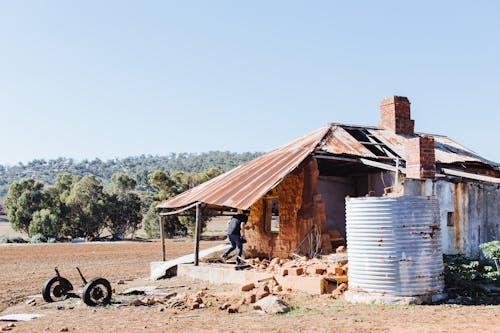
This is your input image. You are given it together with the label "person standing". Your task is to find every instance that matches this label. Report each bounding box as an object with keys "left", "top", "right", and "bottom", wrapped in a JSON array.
[{"left": 221, "top": 210, "right": 249, "bottom": 265}]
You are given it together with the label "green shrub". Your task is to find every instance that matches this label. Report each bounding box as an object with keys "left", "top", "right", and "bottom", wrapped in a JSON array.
[
  {"left": 444, "top": 255, "right": 499, "bottom": 287},
  {"left": 480, "top": 241, "right": 500, "bottom": 259},
  {"left": 444, "top": 255, "right": 499, "bottom": 305}
]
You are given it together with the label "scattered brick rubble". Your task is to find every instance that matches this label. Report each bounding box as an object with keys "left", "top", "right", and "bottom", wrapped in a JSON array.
[
  {"left": 122, "top": 246, "right": 348, "bottom": 315},
  {"left": 1, "top": 323, "right": 16, "bottom": 332},
  {"left": 240, "top": 246, "right": 349, "bottom": 297}
]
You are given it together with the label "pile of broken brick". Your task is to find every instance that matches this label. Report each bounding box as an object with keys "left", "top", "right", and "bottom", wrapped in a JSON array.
[
  {"left": 242, "top": 245, "right": 349, "bottom": 299},
  {"left": 126, "top": 283, "right": 291, "bottom": 315},
  {"left": 127, "top": 246, "right": 349, "bottom": 314}
]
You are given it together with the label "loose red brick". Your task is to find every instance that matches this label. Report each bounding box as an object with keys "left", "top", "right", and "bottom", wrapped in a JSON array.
[
  {"left": 288, "top": 267, "right": 304, "bottom": 276},
  {"left": 256, "top": 290, "right": 270, "bottom": 300},
  {"left": 240, "top": 283, "right": 255, "bottom": 292},
  {"left": 243, "top": 293, "right": 256, "bottom": 304},
  {"left": 336, "top": 246, "right": 347, "bottom": 253},
  {"left": 338, "top": 283, "right": 348, "bottom": 291}
]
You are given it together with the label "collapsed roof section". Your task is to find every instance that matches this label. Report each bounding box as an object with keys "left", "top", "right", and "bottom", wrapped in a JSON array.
[{"left": 158, "top": 121, "right": 500, "bottom": 211}]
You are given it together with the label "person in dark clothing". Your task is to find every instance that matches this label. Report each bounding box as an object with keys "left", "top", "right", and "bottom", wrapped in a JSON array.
[{"left": 221, "top": 210, "right": 249, "bottom": 265}]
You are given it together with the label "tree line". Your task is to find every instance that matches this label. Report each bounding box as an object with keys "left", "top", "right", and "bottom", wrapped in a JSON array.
[
  {"left": 4, "top": 167, "right": 224, "bottom": 241},
  {"left": 0, "top": 152, "right": 262, "bottom": 198}
]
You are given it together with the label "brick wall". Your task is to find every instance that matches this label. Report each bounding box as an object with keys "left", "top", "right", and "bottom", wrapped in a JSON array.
[
  {"left": 245, "top": 158, "right": 327, "bottom": 258},
  {"left": 405, "top": 135, "right": 436, "bottom": 179},
  {"left": 379, "top": 96, "right": 415, "bottom": 135}
]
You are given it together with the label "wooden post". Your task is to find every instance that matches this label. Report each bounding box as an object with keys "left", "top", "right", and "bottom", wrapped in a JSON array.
[
  {"left": 194, "top": 203, "right": 201, "bottom": 266},
  {"left": 159, "top": 215, "right": 166, "bottom": 262}
]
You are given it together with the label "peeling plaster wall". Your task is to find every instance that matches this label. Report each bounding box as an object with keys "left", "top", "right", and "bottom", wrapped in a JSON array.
[{"left": 404, "top": 179, "right": 500, "bottom": 258}]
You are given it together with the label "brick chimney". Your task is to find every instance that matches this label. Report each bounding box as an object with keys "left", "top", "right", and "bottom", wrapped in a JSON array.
[
  {"left": 379, "top": 96, "right": 414, "bottom": 135},
  {"left": 405, "top": 135, "right": 436, "bottom": 179}
]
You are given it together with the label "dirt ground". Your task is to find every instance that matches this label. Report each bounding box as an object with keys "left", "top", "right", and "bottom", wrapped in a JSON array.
[
  {"left": 1, "top": 241, "right": 499, "bottom": 333},
  {"left": 0, "top": 222, "right": 22, "bottom": 238}
]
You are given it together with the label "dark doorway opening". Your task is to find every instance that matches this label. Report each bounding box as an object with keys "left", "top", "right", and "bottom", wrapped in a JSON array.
[{"left": 316, "top": 158, "right": 395, "bottom": 238}]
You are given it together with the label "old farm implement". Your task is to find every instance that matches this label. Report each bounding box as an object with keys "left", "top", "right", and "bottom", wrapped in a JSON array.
[{"left": 42, "top": 267, "right": 112, "bottom": 306}]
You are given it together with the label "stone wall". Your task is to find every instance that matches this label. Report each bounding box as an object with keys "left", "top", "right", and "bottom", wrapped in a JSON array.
[{"left": 245, "top": 158, "right": 328, "bottom": 258}]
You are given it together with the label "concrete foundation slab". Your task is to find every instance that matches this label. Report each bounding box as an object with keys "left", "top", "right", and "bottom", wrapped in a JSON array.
[
  {"left": 344, "top": 290, "right": 448, "bottom": 305},
  {"left": 177, "top": 263, "right": 331, "bottom": 295},
  {"left": 150, "top": 244, "right": 227, "bottom": 280},
  {"left": 177, "top": 263, "right": 273, "bottom": 285}
]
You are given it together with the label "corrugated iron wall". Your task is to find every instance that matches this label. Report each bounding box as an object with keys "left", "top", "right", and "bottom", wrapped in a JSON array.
[{"left": 404, "top": 179, "right": 500, "bottom": 258}]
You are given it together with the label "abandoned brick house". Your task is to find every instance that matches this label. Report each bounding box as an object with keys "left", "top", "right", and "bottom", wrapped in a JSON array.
[{"left": 158, "top": 96, "right": 500, "bottom": 259}]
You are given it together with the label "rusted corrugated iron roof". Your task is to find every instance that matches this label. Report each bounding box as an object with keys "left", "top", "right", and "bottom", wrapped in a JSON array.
[
  {"left": 158, "top": 126, "right": 331, "bottom": 210},
  {"left": 158, "top": 123, "right": 499, "bottom": 210},
  {"left": 369, "top": 128, "right": 499, "bottom": 166},
  {"left": 432, "top": 135, "right": 499, "bottom": 166},
  {"left": 318, "top": 126, "right": 376, "bottom": 157},
  {"left": 368, "top": 128, "right": 407, "bottom": 158}
]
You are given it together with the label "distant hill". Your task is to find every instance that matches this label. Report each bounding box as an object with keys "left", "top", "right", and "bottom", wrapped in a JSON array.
[{"left": 0, "top": 151, "right": 263, "bottom": 197}]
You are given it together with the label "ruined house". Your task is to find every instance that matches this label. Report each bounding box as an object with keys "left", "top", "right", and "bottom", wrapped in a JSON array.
[{"left": 158, "top": 96, "right": 500, "bottom": 259}]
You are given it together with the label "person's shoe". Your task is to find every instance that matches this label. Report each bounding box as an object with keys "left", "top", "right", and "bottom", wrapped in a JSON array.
[{"left": 220, "top": 255, "right": 227, "bottom": 263}]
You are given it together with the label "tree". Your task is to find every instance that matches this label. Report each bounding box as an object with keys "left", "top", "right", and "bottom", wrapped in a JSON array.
[
  {"left": 66, "top": 175, "right": 107, "bottom": 240},
  {"left": 111, "top": 173, "right": 137, "bottom": 193},
  {"left": 4, "top": 178, "right": 45, "bottom": 234},
  {"left": 29, "top": 208, "right": 60, "bottom": 237},
  {"left": 143, "top": 203, "right": 160, "bottom": 238},
  {"left": 142, "top": 168, "right": 221, "bottom": 238},
  {"left": 197, "top": 167, "right": 222, "bottom": 183},
  {"left": 148, "top": 170, "right": 175, "bottom": 200},
  {"left": 106, "top": 173, "right": 142, "bottom": 240},
  {"left": 43, "top": 173, "right": 79, "bottom": 237}
]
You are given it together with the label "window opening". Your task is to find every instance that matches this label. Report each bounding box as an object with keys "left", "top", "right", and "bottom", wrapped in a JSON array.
[
  {"left": 265, "top": 198, "right": 280, "bottom": 233},
  {"left": 447, "top": 212, "right": 454, "bottom": 227}
]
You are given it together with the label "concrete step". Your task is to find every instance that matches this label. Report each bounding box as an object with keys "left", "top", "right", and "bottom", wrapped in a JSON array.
[{"left": 150, "top": 243, "right": 228, "bottom": 280}]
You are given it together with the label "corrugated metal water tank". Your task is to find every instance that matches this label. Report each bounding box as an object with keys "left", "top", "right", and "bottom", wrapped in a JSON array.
[{"left": 345, "top": 196, "right": 444, "bottom": 297}]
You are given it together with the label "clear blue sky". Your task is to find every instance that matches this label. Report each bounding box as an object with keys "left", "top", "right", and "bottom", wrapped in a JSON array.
[{"left": 1, "top": 1, "right": 499, "bottom": 165}]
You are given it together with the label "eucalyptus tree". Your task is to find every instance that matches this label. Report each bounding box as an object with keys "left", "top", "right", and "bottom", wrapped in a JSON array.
[
  {"left": 4, "top": 178, "right": 45, "bottom": 234},
  {"left": 66, "top": 175, "right": 107, "bottom": 240},
  {"left": 106, "top": 173, "right": 142, "bottom": 239}
]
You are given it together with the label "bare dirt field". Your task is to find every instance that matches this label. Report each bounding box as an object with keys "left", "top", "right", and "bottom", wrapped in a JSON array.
[
  {"left": 0, "top": 222, "right": 22, "bottom": 238},
  {"left": 1, "top": 241, "right": 499, "bottom": 333}
]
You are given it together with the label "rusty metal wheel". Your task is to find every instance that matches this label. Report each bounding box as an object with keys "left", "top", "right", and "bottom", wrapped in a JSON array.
[
  {"left": 42, "top": 276, "right": 73, "bottom": 302},
  {"left": 82, "top": 277, "right": 112, "bottom": 306}
]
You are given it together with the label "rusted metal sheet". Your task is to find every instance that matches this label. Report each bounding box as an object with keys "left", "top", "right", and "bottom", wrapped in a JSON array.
[
  {"left": 433, "top": 135, "right": 500, "bottom": 166},
  {"left": 158, "top": 122, "right": 499, "bottom": 211},
  {"left": 157, "top": 126, "right": 331, "bottom": 210},
  {"left": 367, "top": 128, "right": 407, "bottom": 158},
  {"left": 441, "top": 168, "right": 500, "bottom": 183},
  {"left": 370, "top": 128, "right": 500, "bottom": 167},
  {"left": 318, "top": 126, "right": 376, "bottom": 157}
]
